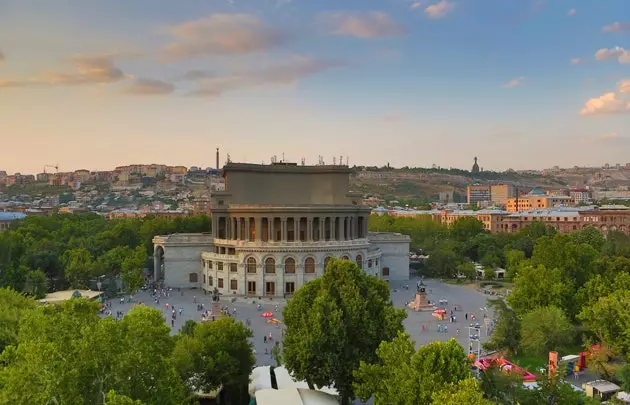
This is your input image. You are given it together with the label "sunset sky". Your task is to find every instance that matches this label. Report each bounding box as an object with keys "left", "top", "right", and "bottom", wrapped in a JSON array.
[{"left": 1, "top": 0, "right": 629, "bottom": 174}]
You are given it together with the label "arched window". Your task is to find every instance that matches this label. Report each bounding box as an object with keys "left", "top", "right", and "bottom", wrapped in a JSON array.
[
  {"left": 356, "top": 255, "right": 363, "bottom": 269},
  {"left": 341, "top": 255, "right": 349, "bottom": 261},
  {"left": 265, "top": 257, "right": 276, "bottom": 274},
  {"left": 323, "top": 257, "right": 332, "bottom": 271},
  {"left": 285, "top": 257, "right": 296, "bottom": 274},
  {"left": 247, "top": 257, "right": 257, "bottom": 274},
  {"left": 304, "top": 257, "right": 315, "bottom": 274}
]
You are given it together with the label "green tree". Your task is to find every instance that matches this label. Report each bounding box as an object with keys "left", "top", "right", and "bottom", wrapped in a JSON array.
[
  {"left": 483, "top": 299, "right": 520, "bottom": 355},
  {"left": 520, "top": 306, "right": 573, "bottom": 356},
  {"left": 0, "top": 302, "right": 186, "bottom": 405},
  {"left": 616, "top": 363, "right": 630, "bottom": 392},
  {"left": 426, "top": 246, "right": 460, "bottom": 278},
  {"left": 62, "top": 247, "right": 96, "bottom": 288},
  {"left": 354, "top": 333, "right": 471, "bottom": 405},
  {"left": 105, "top": 391, "right": 146, "bottom": 405},
  {"left": 172, "top": 317, "right": 254, "bottom": 401},
  {"left": 505, "top": 249, "right": 526, "bottom": 278},
  {"left": 283, "top": 258, "right": 406, "bottom": 405},
  {"left": 450, "top": 217, "right": 486, "bottom": 242},
  {"left": 22, "top": 269, "right": 48, "bottom": 299},
  {"left": 431, "top": 378, "right": 493, "bottom": 405},
  {"left": 579, "top": 289, "right": 630, "bottom": 355},
  {"left": 507, "top": 263, "right": 572, "bottom": 316},
  {"left": 456, "top": 262, "right": 476, "bottom": 281},
  {"left": 0, "top": 288, "right": 35, "bottom": 353},
  {"left": 120, "top": 246, "right": 147, "bottom": 293}
]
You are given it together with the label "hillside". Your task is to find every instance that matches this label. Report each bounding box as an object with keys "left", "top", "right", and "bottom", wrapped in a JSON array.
[{"left": 350, "top": 167, "right": 568, "bottom": 202}]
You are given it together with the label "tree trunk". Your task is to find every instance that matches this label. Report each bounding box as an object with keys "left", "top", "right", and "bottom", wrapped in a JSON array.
[{"left": 340, "top": 395, "right": 350, "bottom": 405}]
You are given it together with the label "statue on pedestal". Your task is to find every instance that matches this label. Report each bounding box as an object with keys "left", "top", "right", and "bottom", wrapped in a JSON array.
[{"left": 408, "top": 278, "right": 435, "bottom": 312}]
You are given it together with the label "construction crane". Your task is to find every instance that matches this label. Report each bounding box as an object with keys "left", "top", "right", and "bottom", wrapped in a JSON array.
[{"left": 44, "top": 164, "right": 59, "bottom": 174}]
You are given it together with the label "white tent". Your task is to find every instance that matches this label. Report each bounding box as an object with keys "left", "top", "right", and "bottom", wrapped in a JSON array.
[
  {"left": 273, "top": 366, "right": 339, "bottom": 396},
  {"left": 248, "top": 366, "right": 273, "bottom": 397},
  {"left": 255, "top": 388, "right": 338, "bottom": 405}
]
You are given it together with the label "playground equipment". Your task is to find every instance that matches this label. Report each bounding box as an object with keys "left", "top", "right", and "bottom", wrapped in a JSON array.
[{"left": 474, "top": 357, "right": 536, "bottom": 382}]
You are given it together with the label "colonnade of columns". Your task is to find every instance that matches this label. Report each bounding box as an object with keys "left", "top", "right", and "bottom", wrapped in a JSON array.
[{"left": 214, "top": 215, "right": 369, "bottom": 242}]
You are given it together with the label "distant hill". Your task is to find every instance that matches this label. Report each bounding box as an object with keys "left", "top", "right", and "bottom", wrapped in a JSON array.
[{"left": 350, "top": 166, "right": 568, "bottom": 201}]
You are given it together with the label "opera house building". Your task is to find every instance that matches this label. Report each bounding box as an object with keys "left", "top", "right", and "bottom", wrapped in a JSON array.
[{"left": 153, "top": 162, "right": 410, "bottom": 297}]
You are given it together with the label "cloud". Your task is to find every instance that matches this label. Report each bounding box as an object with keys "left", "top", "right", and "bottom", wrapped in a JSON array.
[
  {"left": 0, "top": 54, "right": 128, "bottom": 89},
  {"left": 595, "top": 47, "right": 630, "bottom": 64},
  {"left": 187, "top": 56, "right": 345, "bottom": 97},
  {"left": 603, "top": 22, "right": 630, "bottom": 33},
  {"left": 317, "top": 12, "right": 406, "bottom": 38},
  {"left": 163, "top": 14, "right": 287, "bottom": 61},
  {"left": 570, "top": 58, "right": 584, "bottom": 65},
  {"left": 503, "top": 76, "right": 525, "bottom": 88},
  {"left": 425, "top": 1, "right": 455, "bottom": 19},
  {"left": 619, "top": 80, "right": 630, "bottom": 93},
  {"left": 579, "top": 92, "right": 630, "bottom": 116},
  {"left": 410, "top": 2, "right": 423, "bottom": 9},
  {"left": 567, "top": 8, "right": 577, "bottom": 16},
  {"left": 124, "top": 78, "right": 175, "bottom": 95}
]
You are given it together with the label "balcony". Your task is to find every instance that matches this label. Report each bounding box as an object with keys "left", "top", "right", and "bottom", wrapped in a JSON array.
[{"left": 212, "top": 238, "right": 370, "bottom": 248}]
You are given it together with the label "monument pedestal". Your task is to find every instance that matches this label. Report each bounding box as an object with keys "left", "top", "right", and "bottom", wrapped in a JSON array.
[
  {"left": 210, "top": 301, "right": 223, "bottom": 319},
  {"left": 407, "top": 279, "right": 436, "bottom": 312}
]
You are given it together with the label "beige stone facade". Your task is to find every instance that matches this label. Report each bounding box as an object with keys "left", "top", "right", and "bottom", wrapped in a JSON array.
[{"left": 153, "top": 162, "right": 411, "bottom": 295}]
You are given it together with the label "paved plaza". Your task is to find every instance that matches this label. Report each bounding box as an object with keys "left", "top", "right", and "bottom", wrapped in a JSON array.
[{"left": 103, "top": 276, "right": 495, "bottom": 368}]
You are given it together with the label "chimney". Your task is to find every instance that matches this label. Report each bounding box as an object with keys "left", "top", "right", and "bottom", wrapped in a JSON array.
[{"left": 216, "top": 148, "right": 219, "bottom": 170}]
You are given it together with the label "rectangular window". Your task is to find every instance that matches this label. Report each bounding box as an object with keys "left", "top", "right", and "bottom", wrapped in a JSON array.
[
  {"left": 203, "top": 274, "right": 206, "bottom": 284},
  {"left": 217, "top": 262, "right": 223, "bottom": 271},
  {"left": 230, "top": 263, "right": 237, "bottom": 272},
  {"left": 382, "top": 267, "right": 390, "bottom": 276},
  {"left": 285, "top": 282, "right": 295, "bottom": 295},
  {"left": 209, "top": 276, "right": 213, "bottom": 286},
  {"left": 218, "top": 278, "right": 224, "bottom": 288},
  {"left": 230, "top": 279, "right": 237, "bottom": 290},
  {"left": 247, "top": 281, "right": 256, "bottom": 295},
  {"left": 368, "top": 259, "right": 373, "bottom": 268},
  {"left": 209, "top": 261, "right": 213, "bottom": 269}
]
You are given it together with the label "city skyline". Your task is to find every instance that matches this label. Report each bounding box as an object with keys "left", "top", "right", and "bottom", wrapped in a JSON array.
[{"left": 1, "top": 0, "right": 629, "bottom": 174}]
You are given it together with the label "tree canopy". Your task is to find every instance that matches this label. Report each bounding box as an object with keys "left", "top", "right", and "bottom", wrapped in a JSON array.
[{"left": 283, "top": 258, "right": 406, "bottom": 405}]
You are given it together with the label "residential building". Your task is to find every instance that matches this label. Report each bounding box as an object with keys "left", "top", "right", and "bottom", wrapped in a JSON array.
[
  {"left": 506, "top": 188, "right": 572, "bottom": 212},
  {"left": 490, "top": 184, "right": 516, "bottom": 206},
  {"left": 570, "top": 189, "right": 591, "bottom": 205},
  {"left": 153, "top": 162, "right": 411, "bottom": 293},
  {"left": 467, "top": 184, "right": 491, "bottom": 206}
]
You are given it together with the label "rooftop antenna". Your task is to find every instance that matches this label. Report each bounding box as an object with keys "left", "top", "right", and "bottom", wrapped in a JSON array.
[
  {"left": 301, "top": 158, "right": 305, "bottom": 166},
  {"left": 333, "top": 157, "right": 337, "bottom": 165},
  {"left": 340, "top": 156, "right": 343, "bottom": 166},
  {"left": 346, "top": 157, "right": 349, "bottom": 167},
  {"left": 282, "top": 152, "right": 285, "bottom": 162}
]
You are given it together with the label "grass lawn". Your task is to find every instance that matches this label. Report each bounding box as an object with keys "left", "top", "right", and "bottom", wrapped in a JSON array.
[
  {"left": 510, "top": 353, "right": 547, "bottom": 372},
  {"left": 510, "top": 343, "right": 586, "bottom": 373}
]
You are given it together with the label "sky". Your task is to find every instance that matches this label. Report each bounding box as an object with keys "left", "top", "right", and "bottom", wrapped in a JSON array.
[{"left": 1, "top": 0, "right": 629, "bottom": 174}]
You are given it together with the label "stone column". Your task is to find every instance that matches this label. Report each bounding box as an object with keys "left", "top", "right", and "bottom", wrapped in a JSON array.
[
  {"left": 363, "top": 216, "right": 369, "bottom": 239},
  {"left": 307, "top": 218, "right": 313, "bottom": 241},
  {"left": 236, "top": 218, "right": 241, "bottom": 240},
  {"left": 331, "top": 217, "right": 336, "bottom": 241},
  {"left": 319, "top": 217, "right": 325, "bottom": 241},
  {"left": 294, "top": 218, "right": 299, "bottom": 241},
  {"left": 246, "top": 218, "right": 251, "bottom": 241},
  {"left": 153, "top": 248, "right": 160, "bottom": 280},
  {"left": 281, "top": 218, "right": 287, "bottom": 242},
  {"left": 256, "top": 216, "right": 262, "bottom": 242}
]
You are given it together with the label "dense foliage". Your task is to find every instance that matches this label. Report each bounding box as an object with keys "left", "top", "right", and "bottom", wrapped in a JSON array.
[
  {"left": 282, "top": 258, "right": 406, "bottom": 405},
  {"left": 0, "top": 213, "right": 210, "bottom": 297},
  {"left": 0, "top": 294, "right": 253, "bottom": 405},
  {"left": 371, "top": 214, "right": 630, "bottom": 382}
]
